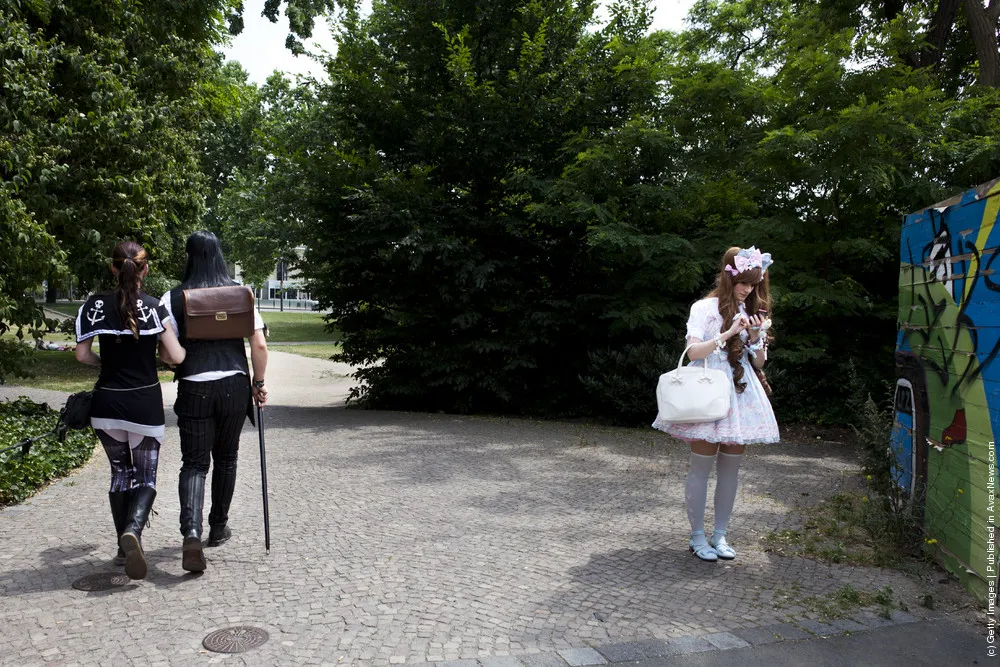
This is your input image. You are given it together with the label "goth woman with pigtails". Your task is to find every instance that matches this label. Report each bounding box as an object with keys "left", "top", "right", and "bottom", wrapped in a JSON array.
[
  {"left": 75, "top": 241, "right": 187, "bottom": 579},
  {"left": 652, "top": 246, "right": 779, "bottom": 562}
]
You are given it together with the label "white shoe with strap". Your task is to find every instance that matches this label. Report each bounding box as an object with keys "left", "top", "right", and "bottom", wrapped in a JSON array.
[
  {"left": 689, "top": 532, "right": 718, "bottom": 562},
  {"left": 710, "top": 532, "right": 736, "bottom": 560}
]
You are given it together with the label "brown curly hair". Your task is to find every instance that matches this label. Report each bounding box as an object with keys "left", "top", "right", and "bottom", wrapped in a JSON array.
[{"left": 708, "top": 247, "right": 774, "bottom": 395}]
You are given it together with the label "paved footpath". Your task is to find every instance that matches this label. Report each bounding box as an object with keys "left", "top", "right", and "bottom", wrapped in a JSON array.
[{"left": 0, "top": 352, "right": 986, "bottom": 665}]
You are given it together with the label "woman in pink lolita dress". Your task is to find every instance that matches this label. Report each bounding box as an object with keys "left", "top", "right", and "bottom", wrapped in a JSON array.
[{"left": 652, "top": 246, "right": 779, "bottom": 562}]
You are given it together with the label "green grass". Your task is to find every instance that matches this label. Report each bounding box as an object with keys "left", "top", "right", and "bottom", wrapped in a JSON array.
[
  {"left": 3, "top": 347, "right": 172, "bottom": 393},
  {"left": 1, "top": 310, "right": 338, "bottom": 390},
  {"left": 763, "top": 492, "right": 932, "bottom": 572},
  {"left": 269, "top": 343, "right": 342, "bottom": 360},
  {"left": 35, "top": 303, "right": 340, "bottom": 342},
  {"left": 771, "top": 583, "right": 902, "bottom": 621},
  {"left": 764, "top": 493, "right": 879, "bottom": 565},
  {"left": 38, "top": 301, "right": 85, "bottom": 318},
  {"left": 260, "top": 310, "right": 339, "bottom": 342},
  {"left": 14, "top": 350, "right": 100, "bottom": 393}
]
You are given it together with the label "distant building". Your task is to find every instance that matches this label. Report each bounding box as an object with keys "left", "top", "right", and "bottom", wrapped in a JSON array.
[{"left": 233, "top": 246, "right": 319, "bottom": 311}]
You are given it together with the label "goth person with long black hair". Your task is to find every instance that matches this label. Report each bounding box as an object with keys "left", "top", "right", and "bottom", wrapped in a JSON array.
[
  {"left": 160, "top": 231, "right": 268, "bottom": 573},
  {"left": 75, "top": 241, "right": 187, "bottom": 580}
]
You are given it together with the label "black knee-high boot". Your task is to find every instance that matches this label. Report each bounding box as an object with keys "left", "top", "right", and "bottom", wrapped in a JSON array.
[
  {"left": 119, "top": 486, "right": 156, "bottom": 580},
  {"left": 109, "top": 491, "right": 130, "bottom": 566},
  {"left": 207, "top": 464, "right": 237, "bottom": 547},
  {"left": 179, "top": 469, "right": 207, "bottom": 572}
]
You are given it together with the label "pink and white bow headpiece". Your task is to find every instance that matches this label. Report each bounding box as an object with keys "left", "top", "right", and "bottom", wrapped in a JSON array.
[{"left": 726, "top": 246, "right": 773, "bottom": 277}]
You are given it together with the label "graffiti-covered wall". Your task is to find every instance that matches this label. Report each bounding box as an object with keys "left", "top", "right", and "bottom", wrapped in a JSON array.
[{"left": 894, "top": 177, "right": 1000, "bottom": 604}]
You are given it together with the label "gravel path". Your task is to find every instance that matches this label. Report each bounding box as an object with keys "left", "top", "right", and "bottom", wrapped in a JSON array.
[{"left": 0, "top": 351, "right": 968, "bottom": 665}]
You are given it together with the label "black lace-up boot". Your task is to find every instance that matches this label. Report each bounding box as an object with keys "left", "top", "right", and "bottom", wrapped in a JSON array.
[{"left": 119, "top": 486, "right": 156, "bottom": 580}]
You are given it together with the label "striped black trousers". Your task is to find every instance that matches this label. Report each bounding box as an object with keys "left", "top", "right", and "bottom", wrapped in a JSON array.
[{"left": 175, "top": 374, "right": 250, "bottom": 528}]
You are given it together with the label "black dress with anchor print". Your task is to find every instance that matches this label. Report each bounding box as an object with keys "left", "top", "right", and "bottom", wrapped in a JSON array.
[{"left": 75, "top": 292, "right": 171, "bottom": 437}]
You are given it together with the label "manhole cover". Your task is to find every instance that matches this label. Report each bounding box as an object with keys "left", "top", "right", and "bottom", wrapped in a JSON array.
[
  {"left": 72, "top": 572, "right": 131, "bottom": 591},
  {"left": 203, "top": 626, "right": 269, "bottom": 654}
]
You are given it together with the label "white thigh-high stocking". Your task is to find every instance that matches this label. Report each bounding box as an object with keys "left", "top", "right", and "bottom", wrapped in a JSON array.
[
  {"left": 685, "top": 453, "right": 715, "bottom": 546},
  {"left": 713, "top": 451, "right": 744, "bottom": 538}
]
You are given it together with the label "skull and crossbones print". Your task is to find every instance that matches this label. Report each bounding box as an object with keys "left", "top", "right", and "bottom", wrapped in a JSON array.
[{"left": 86, "top": 299, "right": 105, "bottom": 325}]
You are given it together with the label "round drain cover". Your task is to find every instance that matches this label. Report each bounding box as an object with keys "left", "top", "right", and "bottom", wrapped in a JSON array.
[
  {"left": 72, "top": 572, "right": 131, "bottom": 591},
  {"left": 203, "top": 626, "right": 269, "bottom": 653}
]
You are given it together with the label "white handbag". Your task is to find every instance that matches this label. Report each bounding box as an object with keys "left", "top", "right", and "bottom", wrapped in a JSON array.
[{"left": 656, "top": 344, "right": 731, "bottom": 423}]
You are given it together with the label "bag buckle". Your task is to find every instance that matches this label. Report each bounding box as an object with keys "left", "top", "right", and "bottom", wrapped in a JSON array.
[{"left": 215, "top": 312, "right": 228, "bottom": 321}]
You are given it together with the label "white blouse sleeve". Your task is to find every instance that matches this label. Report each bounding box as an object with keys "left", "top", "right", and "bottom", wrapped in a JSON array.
[
  {"left": 685, "top": 299, "right": 716, "bottom": 341},
  {"left": 159, "top": 292, "right": 179, "bottom": 336}
]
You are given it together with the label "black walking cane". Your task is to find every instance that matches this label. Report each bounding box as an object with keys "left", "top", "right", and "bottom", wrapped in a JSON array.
[{"left": 257, "top": 403, "right": 271, "bottom": 553}]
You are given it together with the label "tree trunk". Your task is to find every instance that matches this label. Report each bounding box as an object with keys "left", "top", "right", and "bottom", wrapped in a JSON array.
[
  {"left": 922, "top": 0, "right": 961, "bottom": 68},
  {"left": 882, "top": 0, "right": 906, "bottom": 20},
  {"left": 885, "top": 0, "right": 961, "bottom": 70},
  {"left": 45, "top": 279, "right": 57, "bottom": 304},
  {"left": 963, "top": 0, "right": 1000, "bottom": 87}
]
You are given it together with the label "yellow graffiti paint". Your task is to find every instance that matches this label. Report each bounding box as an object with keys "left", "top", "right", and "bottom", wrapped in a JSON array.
[{"left": 965, "top": 180, "right": 1000, "bottom": 302}]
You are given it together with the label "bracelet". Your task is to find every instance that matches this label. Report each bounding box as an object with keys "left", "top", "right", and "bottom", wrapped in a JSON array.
[
  {"left": 714, "top": 334, "right": 725, "bottom": 349},
  {"left": 252, "top": 379, "right": 265, "bottom": 389},
  {"left": 747, "top": 338, "right": 766, "bottom": 354}
]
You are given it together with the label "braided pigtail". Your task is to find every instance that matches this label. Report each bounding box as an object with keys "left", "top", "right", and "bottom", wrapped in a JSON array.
[
  {"left": 748, "top": 258, "right": 773, "bottom": 396},
  {"left": 725, "top": 334, "right": 748, "bottom": 393}
]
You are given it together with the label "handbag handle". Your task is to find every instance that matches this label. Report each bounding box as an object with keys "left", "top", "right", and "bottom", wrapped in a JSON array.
[{"left": 678, "top": 343, "right": 711, "bottom": 375}]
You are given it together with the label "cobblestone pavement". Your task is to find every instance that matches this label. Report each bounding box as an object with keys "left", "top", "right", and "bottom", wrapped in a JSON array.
[{"left": 0, "top": 352, "right": 975, "bottom": 665}]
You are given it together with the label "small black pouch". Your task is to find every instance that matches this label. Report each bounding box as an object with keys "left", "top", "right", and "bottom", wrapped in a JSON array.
[{"left": 62, "top": 390, "right": 94, "bottom": 430}]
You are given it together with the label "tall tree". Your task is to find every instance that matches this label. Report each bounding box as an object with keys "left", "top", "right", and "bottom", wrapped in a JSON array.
[
  {"left": 667, "top": 0, "right": 1000, "bottom": 421},
  {"left": 232, "top": 0, "right": 1000, "bottom": 423},
  {"left": 215, "top": 72, "right": 318, "bottom": 287},
  {"left": 3, "top": 0, "right": 240, "bottom": 302},
  {"left": 0, "top": 10, "right": 67, "bottom": 336},
  {"left": 199, "top": 60, "right": 263, "bottom": 238},
  {"left": 280, "top": 0, "right": 685, "bottom": 414},
  {"left": 810, "top": 0, "right": 1000, "bottom": 88},
  {"left": 962, "top": 0, "right": 1000, "bottom": 86},
  {"left": 262, "top": 0, "right": 341, "bottom": 52}
]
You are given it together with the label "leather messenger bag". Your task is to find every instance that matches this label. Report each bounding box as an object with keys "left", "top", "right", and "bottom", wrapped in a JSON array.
[{"left": 183, "top": 285, "right": 255, "bottom": 340}]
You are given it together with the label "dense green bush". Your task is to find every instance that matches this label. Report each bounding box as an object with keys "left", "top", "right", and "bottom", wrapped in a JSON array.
[
  {"left": 0, "top": 398, "right": 97, "bottom": 506},
  {"left": 141, "top": 273, "right": 180, "bottom": 300},
  {"left": 220, "top": 0, "right": 1000, "bottom": 425},
  {"left": 580, "top": 343, "right": 678, "bottom": 425},
  {"left": 0, "top": 340, "right": 36, "bottom": 385}
]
